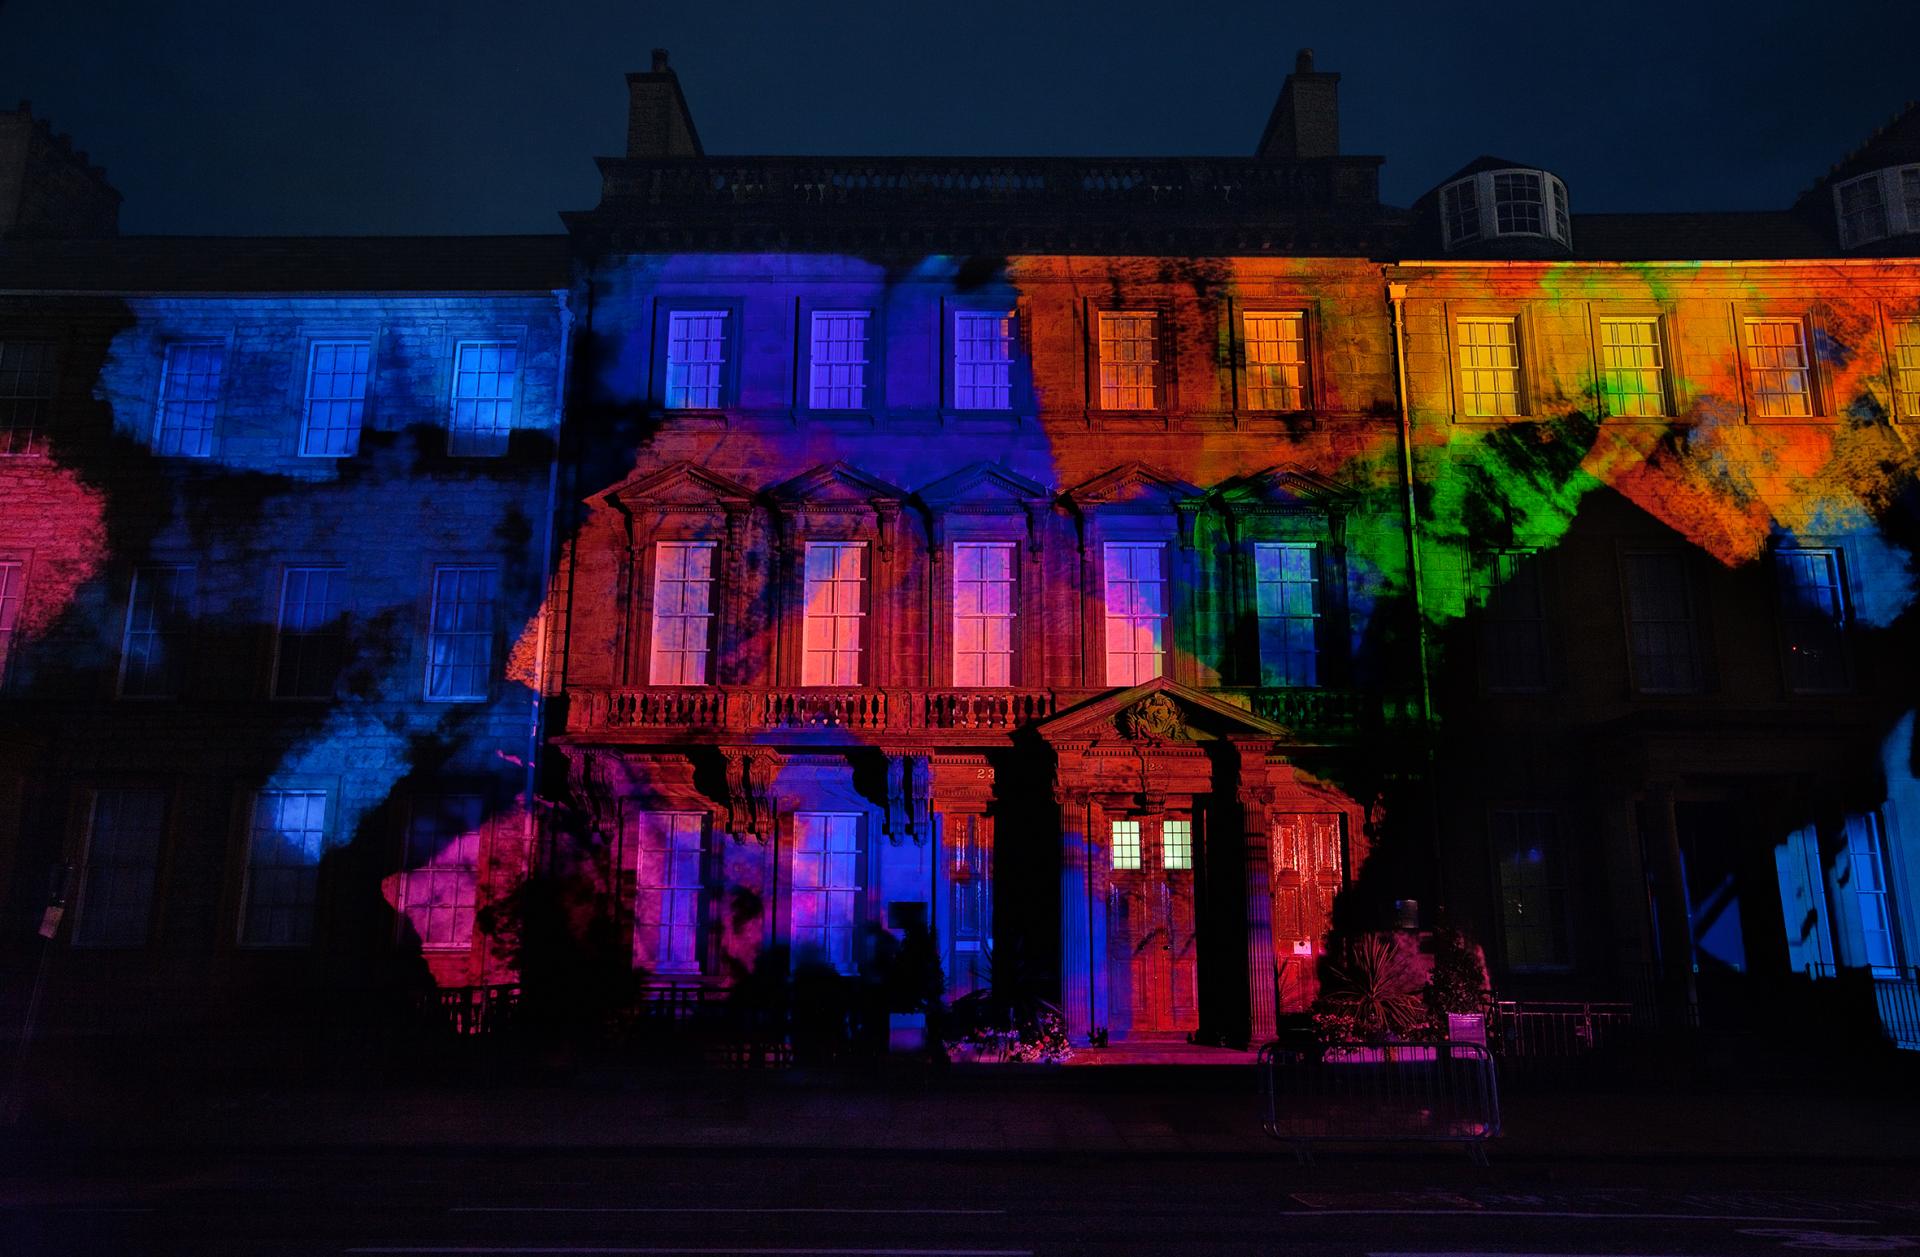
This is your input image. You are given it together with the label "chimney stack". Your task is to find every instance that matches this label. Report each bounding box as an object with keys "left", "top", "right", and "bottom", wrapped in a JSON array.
[
  {"left": 625, "top": 47, "right": 704, "bottom": 159},
  {"left": 0, "top": 103, "right": 120, "bottom": 238},
  {"left": 1256, "top": 48, "right": 1340, "bottom": 161}
]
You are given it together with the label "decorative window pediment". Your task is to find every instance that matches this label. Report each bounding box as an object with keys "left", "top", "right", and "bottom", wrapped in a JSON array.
[
  {"left": 769, "top": 461, "right": 907, "bottom": 515},
  {"left": 605, "top": 460, "right": 756, "bottom": 517},
  {"left": 915, "top": 461, "right": 1050, "bottom": 515},
  {"left": 1064, "top": 462, "right": 1200, "bottom": 515},
  {"left": 1209, "top": 465, "right": 1356, "bottom": 517}
]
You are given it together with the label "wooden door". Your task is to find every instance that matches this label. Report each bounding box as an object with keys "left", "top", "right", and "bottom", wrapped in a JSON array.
[{"left": 1108, "top": 815, "right": 1199, "bottom": 1036}]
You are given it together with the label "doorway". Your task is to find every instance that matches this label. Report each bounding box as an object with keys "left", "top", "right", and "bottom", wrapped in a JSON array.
[{"left": 1107, "top": 814, "right": 1199, "bottom": 1037}]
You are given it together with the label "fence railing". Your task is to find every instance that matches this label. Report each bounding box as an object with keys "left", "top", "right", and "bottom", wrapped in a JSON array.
[
  {"left": 1258, "top": 1039, "right": 1501, "bottom": 1164},
  {"left": 1805, "top": 963, "right": 1920, "bottom": 1051},
  {"left": 1490, "top": 1000, "right": 1640, "bottom": 1061},
  {"left": 418, "top": 983, "right": 522, "bottom": 1037}
]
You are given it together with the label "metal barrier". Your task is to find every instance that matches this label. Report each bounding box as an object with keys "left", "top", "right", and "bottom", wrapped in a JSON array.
[
  {"left": 1491, "top": 1000, "right": 1639, "bottom": 1060},
  {"left": 1258, "top": 1039, "right": 1502, "bottom": 1164}
]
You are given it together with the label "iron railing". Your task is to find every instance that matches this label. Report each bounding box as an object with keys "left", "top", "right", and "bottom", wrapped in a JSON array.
[
  {"left": 1805, "top": 963, "right": 1920, "bottom": 1051},
  {"left": 1258, "top": 1039, "right": 1502, "bottom": 1164}
]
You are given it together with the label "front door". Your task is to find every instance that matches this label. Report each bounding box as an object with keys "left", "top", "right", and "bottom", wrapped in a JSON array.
[
  {"left": 1107, "top": 815, "right": 1198, "bottom": 1036},
  {"left": 944, "top": 812, "right": 993, "bottom": 998}
]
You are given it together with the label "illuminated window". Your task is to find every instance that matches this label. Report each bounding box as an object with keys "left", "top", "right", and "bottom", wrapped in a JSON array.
[
  {"left": 0, "top": 340, "right": 54, "bottom": 456},
  {"left": 808, "top": 310, "right": 870, "bottom": 409},
  {"left": 791, "top": 811, "right": 860, "bottom": 972},
  {"left": 239, "top": 789, "right": 328, "bottom": 947},
  {"left": 1622, "top": 551, "right": 1702, "bottom": 694},
  {"left": 954, "top": 310, "right": 1014, "bottom": 410},
  {"left": 1838, "top": 175, "right": 1889, "bottom": 248},
  {"left": 1743, "top": 318, "right": 1814, "bottom": 417},
  {"left": 1845, "top": 814, "right": 1900, "bottom": 974},
  {"left": 1243, "top": 312, "right": 1308, "bottom": 411},
  {"left": 1490, "top": 808, "right": 1569, "bottom": 970},
  {"left": 449, "top": 341, "right": 517, "bottom": 456},
  {"left": 1493, "top": 171, "right": 1544, "bottom": 234},
  {"left": 1471, "top": 549, "right": 1548, "bottom": 693},
  {"left": 119, "top": 565, "right": 194, "bottom": 698},
  {"left": 801, "top": 542, "right": 865, "bottom": 686},
  {"left": 631, "top": 810, "right": 704, "bottom": 974},
  {"left": 426, "top": 565, "right": 496, "bottom": 701},
  {"left": 299, "top": 340, "right": 371, "bottom": 457},
  {"left": 399, "top": 794, "right": 482, "bottom": 951},
  {"left": 947, "top": 814, "right": 992, "bottom": 977},
  {"left": 0, "top": 559, "right": 20, "bottom": 686},
  {"left": 1456, "top": 317, "right": 1522, "bottom": 417},
  {"left": 1097, "top": 311, "right": 1159, "bottom": 410},
  {"left": 1110, "top": 819, "right": 1142, "bottom": 871},
  {"left": 953, "top": 542, "right": 1015, "bottom": 687},
  {"left": 273, "top": 566, "right": 346, "bottom": 700},
  {"left": 1103, "top": 543, "right": 1165, "bottom": 686},
  {"left": 73, "top": 788, "right": 167, "bottom": 947},
  {"left": 153, "top": 341, "right": 223, "bottom": 457},
  {"left": 1892, "top": 319, "right": 1920, "bottom": 418},
  {"left": 1253, "top": 542, "right": 1319, "bottom": 687},
  {"left": 665, "top": 310, "right": 727, "bottom": 409},
  {"left": 1162, "top": 819, "right": 1192, "bottom": 871},
  {"left": 1598, "top": 317, "right": 1669, "bottom": 417},
  {"left": 649, "top": 541, "right": 715, "bottom": 686},
  {"left": 1551, "top": 179, "right": 1570, "bottom": 242},
  {"left": 1441, "top": 180, "right": 1479, "bottom": 246},
  {"left": 1774, "top": 548, "right": 1848, "bottom": 694}
]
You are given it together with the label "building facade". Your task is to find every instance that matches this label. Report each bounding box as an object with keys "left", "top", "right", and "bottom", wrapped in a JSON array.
[{"left": 2, "top": 54, "right": 1917, "bottom": 1051}]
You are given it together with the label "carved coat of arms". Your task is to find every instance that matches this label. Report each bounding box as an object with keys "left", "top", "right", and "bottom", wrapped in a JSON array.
[{"left": 1118, "top": 692, "right": 1188, "bottom": 742}]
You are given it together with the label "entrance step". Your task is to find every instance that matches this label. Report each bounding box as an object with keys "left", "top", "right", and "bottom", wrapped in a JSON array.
[{"left": 1070, "top": 1042, "right": 1259, "bottom": 1066}]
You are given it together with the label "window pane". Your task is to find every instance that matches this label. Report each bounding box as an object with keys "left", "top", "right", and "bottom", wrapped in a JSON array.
[
  {"left": 802, "top": 543, "right": 864, "bottom": 686},
  {"left": 1097, "top": 312, "right": 1159, "bottom": 410},
  {"left": 399, "top": 794, "right": 482, "bottom": 951},
  {"left": 952, "top": 542, "right": 1015, "bottom": 688},
  {"left": 274, "top": 567, "right": 347, "bottom": 699},
  {"left": 1838, "top": 174, "right": 1889, "bottom": 247},
  {"left": 1892, "top": 320, "right": 1920, "bottom": 420},
  {"left": 1456, "top": 318, "right": 1521, "bottom": 417},
  {"left": 666, "top": 311, "right": 727, "bottom": 409},
  {"left": 1110, "top": 819, "right": 1141, "bottom": 871},
  {"left": 1623, "top": 552, "right": 1702, "bottom": 693},
  {"left": 1161, "top": 819, "right": 1192, "bottom": 871},
  {"left": 154, "top": 342, "right": 223, "bottom": 457},
  {"left": 300, "top": 340, "right": 371, "bottom": 457},
  {"left": 240, "top": 790, "right": 330, "bottom": 947},
  {"left": 1493, "top": 171, "right": 1544, "bottom": 235},
  {"left": 0, "top": 559, "right": 21, "bottom": 686},
  {"left": 426, "top": 566, "right": 497, "bottom": 700},
  {"left": 792, "top": 812, "right": 860, "bottom": 972},
  {"left": 1442, "top": 180, "right": 1479, "bottom": 245},
  {"left": 1244, "top": 313, "right": 1307, "bottom": 411},
  {"left": 650, "top": 542, "right": 716, "bottom": 686},
  {"left": 449, "top": 341, "right": 517, "bottom": 456},
  {"left": 1103, "top": 543, "right": 1166, "bottom": 685},
  {"left": 809, "top": 311, "right": 870, "bottom": 410},
  {"left": 1491, "top": 808, "right": 1570, "bottom": 969},
  {"left": 1743, "top": 319, "right": 1813, "bottom": 417},
  {"left": 954, "top": 311, "right": 1014, "bottom": 410},
  {"left": 0, "top": 340, "right": 55, "bottom": 456},
  {"left": 120, "top": 566, "right": 194, "bottom": 698},
  {"left": 74, "top": 788, "right": 167, "bottom": 946},
  {"left": 1774, "top": 548, "right": 1848, "bottom": 693},
  {"left": 1471, "top": 549, "right": 1548, "bottom": 692},
  {"left": 631, "top": 810, "right": 703, "bottom": 973},
  {"left": 1254, "top": 542, "right": 1319, "bottom": 687},
  {"left": 1598, "top": 318, "right": 1667, "bottom": 418}
]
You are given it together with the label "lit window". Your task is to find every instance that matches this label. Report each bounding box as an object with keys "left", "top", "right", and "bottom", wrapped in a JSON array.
[
  {"left": 1244, "top": 312, "right": 1308, "bottom": 411},
  {"left": 665, "top": 310, "right": 727, "bottom": 409},
  {"left": 953, "top": 542, "right": 1015, "bottom": 687},
  {"left": 426, "top": 566, "right": 497, "bottom": 701},
  {"left": 1102, "top": 543, "right": 1165, "bottom": 686},
  {"left": 0, "top": 340, "right": 54, "bottom": 456},
  {"left": 1904, "top": 168, "right": 1920, "bottom": 228},
  {"left": 1161, "top": 819, "right": 1192, "bottom": 871},
  {"left": 1622, "top": 552, "right": 1702, "bottom": 694},
  {"left": 1598, "top": 317, "right": 1668, "bottom": 417},
  {"left": 809, "top": 310, "right": 870, "bottom": 410},
  {"left": 1097, "top": 311, "right": 1159, "bottom": 410},
  {"left": 1456, "top": 317, "right": 1522, "bottom": 417},
  {"left": 73, "top": 788, "right": 167, "bottom": 947},
  {"left": 631, "top": 810, "right": 704, "bottom": 974},
  {"left": 1441, "top": 180, "right": 1479, "bottom": 246},
  {"left": 1551, "top": 178, "right": 1570, "bottom": 242},
  {"left": 1774, "top": 548, "right": 1848, "bottom": 694},
  {"left": 0, "top": 559, "right": 20, "bottom": 686},
  {"left": 300, "top": 340, "right": 371, "bottom": 457},
  {"left": 801, "top": 542, "right": 865, "bottom": 686},
  {"left": 649, "top": 542, "right": 715, "bottom": 686},
  {"left": 449, "top": 341, "right": 517, "bottom": 456},
  {"left": 273, "top": 567, "right": 346, "bottom": 700},
  {"left": 1471, "top": 549, "right": 1548, "bottom": 693},
  {"left": 239, "top": 789, "right": 329, "bottom": 947},
  {"left": 1490, "top": 808, "right": 1569, "bottom": 970},
  {"left": 1110, "top": 819, "right": 1142, "bottom": 871},
  {"left": 1891, "top": 319, "right": 1920, "bottom": 419},
  {"left": 1743, "top": 318, "right": 1814, "bottom": 417},
  {"left": 1493, "top": 171, "right": 1544, "bottom": 235},
  {"left": 153, "top": 342, "right": 223, "bottom": 458},
  {"left": 954, "top": 311, "right": 1014, "bottom": 410},
  {"left": 791, "top": 812, "right": 860, "bottom": 972},
  {"left": 1837, "top": 174, "right": 1889, "bottom": 248},
  {"left": 119, "top": 565, "right": 194, "bottom": 698},
  {"left": 1844, "top": 814, "right": 1899, "bottom": 974},
  {"left": 399, "top": 794, "right": 482, "bottom": 951},
  {"left": 1253, "top": 542, "right": 1319, "bottom": 688}
]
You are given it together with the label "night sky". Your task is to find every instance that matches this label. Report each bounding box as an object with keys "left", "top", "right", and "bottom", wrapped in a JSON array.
[{"left": 3, "top": 0, "right": 1917, "bottom": 236}]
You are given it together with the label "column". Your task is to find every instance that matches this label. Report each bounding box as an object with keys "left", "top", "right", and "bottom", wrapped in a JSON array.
[
  {"left": 1242, "top": 788, "right": 1278, "bottom": 1045},
  {"left": 1643, "top": 781, "right": 1698, "bottom": 1028},
  {"left": 1057, "top": 787, "right": 1093, "bottom": 1044}
]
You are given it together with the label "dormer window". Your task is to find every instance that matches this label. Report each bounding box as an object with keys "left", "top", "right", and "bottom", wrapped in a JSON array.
[
  {"left": 1438, "top": 168, "right": 1572, "bottom": 251},
  {"left": 1833, "top": 165, "right": 1920, "bottom": 248}
]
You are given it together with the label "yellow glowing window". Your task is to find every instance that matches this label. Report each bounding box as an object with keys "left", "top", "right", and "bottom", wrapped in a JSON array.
[
  {"left": 1244, "top": 312, "right": 1308, "bottom": 411},
  {"left": 1743, "top": 318, "right": 1813, "bottom": 417},
  {"left": 1110, "top": 819, "right": 1142, "bottom": 871},
  {"left": 1599, "top": 318, "right": 1668, "bottom": 417},
  {"left": 1893, "top": 320, "right": 1920, "bottom": 419},
  {"left": 1098, "top": 311, "right": 1159, "bottom": 410},
  {"left": 1456, "top": 317, "right": 1522, "bottom": 417}
]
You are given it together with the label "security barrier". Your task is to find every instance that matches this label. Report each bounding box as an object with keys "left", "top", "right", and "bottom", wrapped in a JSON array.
[{"left": 1258, "top": 1039, "right": 1502, "bottom": 1164}]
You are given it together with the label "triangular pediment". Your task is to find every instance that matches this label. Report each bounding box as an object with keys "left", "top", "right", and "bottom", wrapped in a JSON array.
[
  {"left": 915, "top": 462, "right": 1051, "bottom": 511},
  {"left": 1035, "top": 677, "right": 1292, "bottom": 744},
  {"left": 1064, "top": 462, "right": 1201, "bottom": 512},
  {"left": 770, "top": 461, "right": 907, "bottom": 510},
  {"left": 1212, "top": 464, "right": 1357, "bottom": 513},
  {"left": 603, "top": 460, "right": 756, "bottom": 513}
]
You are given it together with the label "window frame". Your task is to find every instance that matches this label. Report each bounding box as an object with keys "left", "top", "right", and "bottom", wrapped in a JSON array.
[
  {"left": 646, "top": 539, "right": 718, "bottom": 687},
  {"left": 787, "top": 810, "right": 865, "bottom": 974},
  {"left": 1832, "top": 165, "right": 1920, "bottom": 248},
  {"left": 1448, "top": 309, "right": 1530, "bottom": 420},
  {"left": 1251, "top": 540, "right": 1323, "bottom": 689},
  {"left": 447, "top": 338, "right": 522, "bottom": 458},
  {"left": 1237, "top": 307, "right": 1314, "bottom": 414},
  {"left": 1590, "top": 309, "right": 1677, "bottom": 420},
  {"left": 1101, "top": 540, "right": 1170, "bottom": 687},
  {"left": 801, "top": 306, "right": 880, "bottom": 415},
  {"left": 946, "top": 304, "right": 1023, "bottom": 414},
  {"left": 627, "top": 807, "right": 708, "bottom": 975},
  {"left": 1737, "top": 311, "right": 1825, "bottom": 422},
  {"left": 1880, "top": 306, "right": 1920, "bottom": 422},
  {"left": 117, "top": 564, "right": 195, "bottom": 700},
  {"left": 270, "top": 564, "right": 349, "bottom": 701},
  {"left": 950, "top": 539, "right": 1019, "bottom": 689},
  {"left": 0, "top": 337, "right": 57, "bottom": 457},
  {"left": 152, "top": 339, "right": 227, "bottom": 459},
  {"left": 1438, "top": 169, "right": 1573, "bottom": 251},
  {"left": 799, "top": 540, "right": 869, "bottom": 687},
  {"left": 1487, "top": 805, "right": 1573, "bottom": 973},
  {"left": 71, "top": 786, "right": 169, "bottom": 949},
  {"left": 655, "top": 301, "right": 741, "bottom": 413},
  {"left": 236, "top": 786, "right": 333, "bottom": 949},
  {"left": 1771, "top": 543, "right": 1853, "bottom": 696},
  {"left": 395, "top": 792, "right": 486, "bottom": 954},
  {"left": 1469, "top": 546, "right": 1553, "bottom": 695},
  {"left": 0, "top": 552, "right": 26, "bottom": 690},
  {"left": 423, "top": 563, "right": 499, "bottom": 703},
  {"left": 1618, "top": 548, "right": 1708, "bottom": 696},
  {"left": 1089, "top": 303, "right": 1173, "bottom": 415},
  {"left": 298, "top": 337, "right": 374, "bottom": 458}
]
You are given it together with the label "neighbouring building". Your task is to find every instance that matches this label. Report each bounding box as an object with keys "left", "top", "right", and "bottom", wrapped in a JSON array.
[{"left": 1, "top": 54, "right": 1916, "bottom": 1054}]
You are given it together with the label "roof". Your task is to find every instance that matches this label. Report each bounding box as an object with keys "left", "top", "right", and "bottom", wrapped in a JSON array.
[
  {"left": 0, "top": 234, "right": 570, "bottom": 293},
  {"left": 1565, "top": 211, "right": 1857, "bottom": 261},
  {"left": 1801, "top": 101, "right": 1920, "bottom": 205}
]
